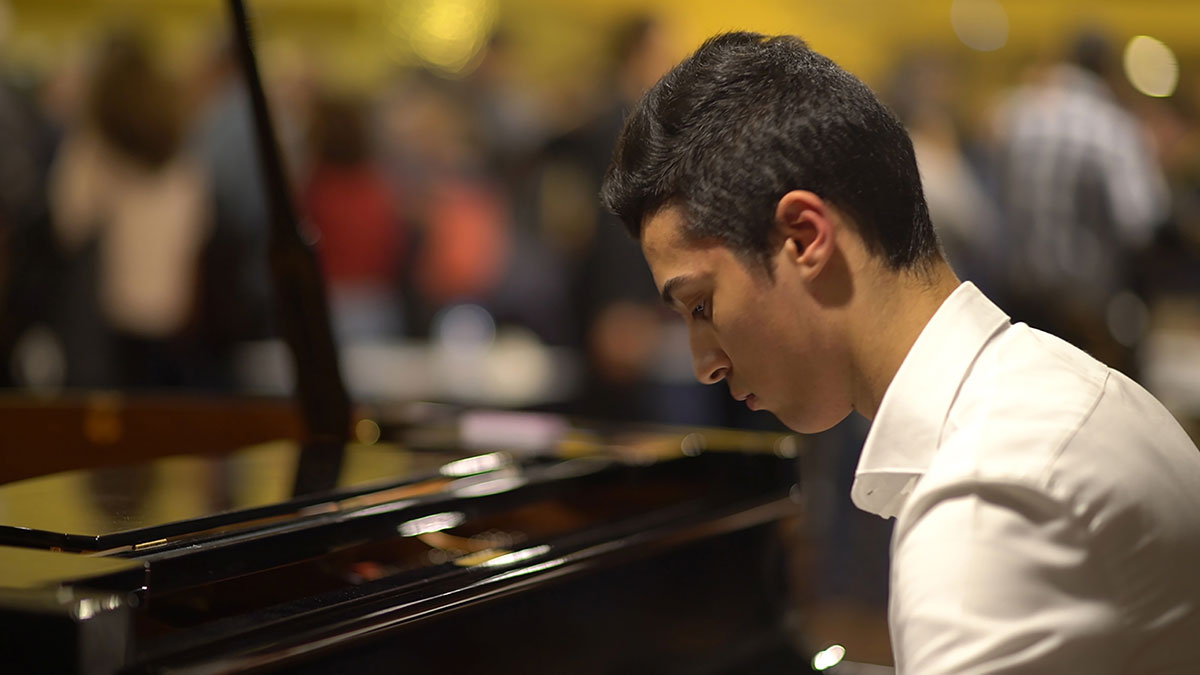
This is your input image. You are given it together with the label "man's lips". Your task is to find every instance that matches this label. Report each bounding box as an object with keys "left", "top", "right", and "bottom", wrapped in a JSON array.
[{"left": 733, "top": 391, "right": 760, "bottom": 411}]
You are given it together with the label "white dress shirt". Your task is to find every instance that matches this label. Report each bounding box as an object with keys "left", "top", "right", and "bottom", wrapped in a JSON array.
[{"left": 855, "top": 282, "right": 1200, "bottom": 674}]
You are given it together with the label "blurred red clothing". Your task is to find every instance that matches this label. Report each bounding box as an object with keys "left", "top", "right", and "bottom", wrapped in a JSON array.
[
  {"left": 304, "top": 165, "right": 403, "bottom": 286},
  {"left": 418, "top": 179, "right": 510, "bottom": 304}
]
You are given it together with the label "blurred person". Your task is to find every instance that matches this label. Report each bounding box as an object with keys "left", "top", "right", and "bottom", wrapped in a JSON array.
[
  {"left": 48, "top": 30, "right": 212, "bottom": 388},
  {"left": 303, "top": 93, "right": 405, "bottom": 342},
  {"left": 887, "top": 51, "right": 1001, "bottom": 292},
  {"left": 537, "top": 15, "right": 695, "bottom": 422},
  {"left": 993, "top": 30, "right": 1170, "bottom": 374},
  {"left": 0, "top": 51, "right": 59, "bottom": 386},
  {"left": 460, "top": 30, "right": 548, "bottom": 182},
  {"left": 377, "top": 71, "right": 512, "bottom": 336},
  {"left": 261, "top": 40, "right": 319, "bottom": 187},
  {"left": 186, "top": 34, "right": 278, "bottom": 384},
  {"left": 454, "top": 29, "right": 573, "bottom": 346},
  {"left": 602, "top": 32, "right": 1200, "bottom": 673},
  {"left": 1125, "top": 75, "right": 1200, "bottom": 298}
]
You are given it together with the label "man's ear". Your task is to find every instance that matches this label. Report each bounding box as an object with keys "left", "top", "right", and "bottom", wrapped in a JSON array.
[{"left": 774, "top": 190, "right": 837, "bottom": 278}]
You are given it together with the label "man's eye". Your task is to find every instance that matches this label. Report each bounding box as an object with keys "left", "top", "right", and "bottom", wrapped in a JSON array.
[{"left": 691, "top": 301, "right": 707, "bottom": 319}]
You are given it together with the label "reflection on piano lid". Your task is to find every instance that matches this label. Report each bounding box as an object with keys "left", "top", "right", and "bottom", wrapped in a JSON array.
[{"left": 0, "top": 440, "right": 457, "bottom": 553}]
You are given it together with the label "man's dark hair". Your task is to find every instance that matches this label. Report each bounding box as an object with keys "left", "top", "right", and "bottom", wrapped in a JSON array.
[{"left": 601, "top": 32, "right": 938, "bottom": 271}]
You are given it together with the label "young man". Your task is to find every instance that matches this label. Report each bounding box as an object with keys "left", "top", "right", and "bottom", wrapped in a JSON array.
[{"left": 601, "top": 32, "right": 1200, "bottom": 673}]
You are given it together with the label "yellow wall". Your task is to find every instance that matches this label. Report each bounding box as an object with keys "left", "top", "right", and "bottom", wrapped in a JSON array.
[{"left": 3, "top": 0, "right": 1197, "bottom": 94}]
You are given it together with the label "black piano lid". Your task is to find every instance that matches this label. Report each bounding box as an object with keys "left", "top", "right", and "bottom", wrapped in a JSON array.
[
  {"left": 0, "top": 416, "right": 800, "bottom": 554},
  {"left": 0, "top": 544, "right": 143, "bottom": 591},
  {"left": 0, "top": 441, "right": 460, "bottom": 552}
]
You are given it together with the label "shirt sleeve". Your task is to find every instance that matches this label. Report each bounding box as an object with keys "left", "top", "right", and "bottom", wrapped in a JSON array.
[{"left": 890, "top": 482, "right": 1124, "bottom": 674}]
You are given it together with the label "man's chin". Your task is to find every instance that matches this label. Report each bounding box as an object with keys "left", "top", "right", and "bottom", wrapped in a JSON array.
[{"left": 779, "top": 409, "right": 853, "bottom": 435}]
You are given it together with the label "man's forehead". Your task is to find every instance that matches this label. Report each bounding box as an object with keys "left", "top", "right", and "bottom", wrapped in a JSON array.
[
  {"left": 640, "top": 207, "right": 695, "bottom": 286},
  {"left": 641, "top": 206, "right": 688, "bottom": 252},
  {"left": 641, "top": 207, "right": 767, "bottom": 283}
]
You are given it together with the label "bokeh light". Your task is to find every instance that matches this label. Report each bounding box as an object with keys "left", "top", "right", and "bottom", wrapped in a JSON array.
[
  {"left": 388, "top": 0, "right": 498, "bottom": 77},
  {"left": 1124, "top": 35, "right": 1178, "bottom": 98},
  {"left": 951, "top": 0, "right": 1009, "bottom": 52},
  {"left": 354, "top": 418, "right": 382, "bottom": 445},
  {"left": 812, "top": 644, "right": 847, "bottom": 671},
  {"left": 398, "top": 511, "right": 466, "bottom": 537}
]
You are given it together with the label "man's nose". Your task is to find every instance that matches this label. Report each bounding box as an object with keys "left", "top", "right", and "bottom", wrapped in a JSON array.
[{"left": 690, "top": 329, "right": 730, "bottom": 385}]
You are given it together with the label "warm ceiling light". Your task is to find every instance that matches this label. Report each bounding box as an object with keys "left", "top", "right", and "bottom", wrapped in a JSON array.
[
  {"left": 1124, "top": 35, "right": 1178, "bottom": 98},
  {"left": 951, "top": 0, "right": 1010, "bottom": 52}
]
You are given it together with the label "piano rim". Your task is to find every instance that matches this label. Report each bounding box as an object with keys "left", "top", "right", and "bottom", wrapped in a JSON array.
[{"left": 127, "top": 495, "right": 798, "bottom": 674}]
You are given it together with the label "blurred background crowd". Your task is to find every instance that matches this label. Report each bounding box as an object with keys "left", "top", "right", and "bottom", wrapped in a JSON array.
[
  {"left": 1, "top": 0, "right": 1198, "bottom": 427},
  {"left": 0, "top": 1, "right": 1198, "bottom": 657}
]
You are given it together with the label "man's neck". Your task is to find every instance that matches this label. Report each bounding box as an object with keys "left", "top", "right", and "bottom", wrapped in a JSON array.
[{"left": 848, "top": 259, "right": 961, "bottom": 420}]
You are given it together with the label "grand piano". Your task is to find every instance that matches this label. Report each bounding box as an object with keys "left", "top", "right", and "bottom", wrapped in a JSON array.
[{"left": 0, "top": 2, "right": 819, "bottom": 672}]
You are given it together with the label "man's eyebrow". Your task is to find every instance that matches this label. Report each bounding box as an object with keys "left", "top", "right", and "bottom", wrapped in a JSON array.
[{"left": 660, "top": 276, "right": 691, "bottom": 307}]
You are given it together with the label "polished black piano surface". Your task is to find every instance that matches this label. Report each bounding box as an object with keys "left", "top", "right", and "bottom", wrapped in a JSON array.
[{"left": 0, "top": 413, "right": 814, "bottom": 674}]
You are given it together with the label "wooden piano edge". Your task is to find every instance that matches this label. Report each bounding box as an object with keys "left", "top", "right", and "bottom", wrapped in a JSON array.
[{"left": 0, "top": 393, "right": 306, "bottom": 485}]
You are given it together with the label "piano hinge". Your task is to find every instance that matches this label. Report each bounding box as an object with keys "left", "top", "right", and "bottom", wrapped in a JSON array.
[{"left": 133, "top": 539, "right": 168, "bottom": 551}]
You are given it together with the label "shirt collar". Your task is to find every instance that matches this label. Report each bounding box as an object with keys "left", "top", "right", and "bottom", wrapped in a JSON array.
[{"left": 851, "top": 282, "right": 1010, "bottom": 518}]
